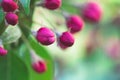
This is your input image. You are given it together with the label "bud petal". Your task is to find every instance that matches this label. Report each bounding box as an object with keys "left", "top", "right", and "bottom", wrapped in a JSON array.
[
  {"left": 44, "top": 0, "right": 62, "bottom": 10},
  {"left": 36, "top": 27, "right": 55, "bottom": 45},
  {"left": 0, "top": 47, "right": 8, "bottom": 56},
  {"left": 59, "top": 31, "right": 74, "bottom": 47},
  {"left": 32, "top": 60, "right": 47, "bottom": 73},
  {"left": 1, "top": 0, "right": 18, "bottom": 12},
  {"left": 82, "top": 2, "right": 102, "bottom": 22},
  {"left": 66, "top": 15, "right": 84, "bottom": 34},
  {"left": 30, "top": 50, "right": 47, "bottom": 73},
  {"left": 5, "top": 12, "right": 18, "bottom": 26}
]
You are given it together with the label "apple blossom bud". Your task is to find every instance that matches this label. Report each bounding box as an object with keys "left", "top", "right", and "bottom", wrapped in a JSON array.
[
  {"left": 30, "top": 50, "right": 47, "bottom": 73},
  {"left": 59, "top": 31, "right": 74, "bottom": 47},
  {"left": 82, "top": 2, "right": 102, "bottom": 22},
  {"left": 66, "top": 15, "right": 84, "bottom": 33},
  {"left": 43, "top": 0, "right": 62, "bottom": 10},
  {"left": 32, "top": 60, "right": 47, "bottom": 73},
  {"left": 5, "top": 12, "right": 18, "bottom": 26},
  {"left": 1, "top": 0, "right": 18, "bottom": 12},
  {"left": 36, "top": 27, "right": 55, "bottom": 45},
  {"left": 0, "top": 47, "right": 8, "bottom": 56}
]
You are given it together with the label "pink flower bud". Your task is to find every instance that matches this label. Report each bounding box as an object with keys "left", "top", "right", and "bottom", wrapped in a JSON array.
[
  {"left": 44, "top": 0, "right": 62, "bottom": 10},
  {"left": 30, "top": 50, "right": 47, "bottom": 73},
  {"left": 1, "top": 0, "right": 18, "bottom": 12},
  {"left": 5, "top": 12, "right": 18, "bottom": 26},
  {"left": 36, "top": 27, "right": 55, "bottom": 45},
  {"left": 82, "top": 2, "right": 102, "bottom": 22},
  {"left": 32, "top": 60, "right": 47, "bottom": 73},
  {"left": 66, "top": 15, "right": 84, "bottom": 34},
  {"left": 59, "top": 31, "right": 74, "bottom": 47},
  {"left": 0, "top": 47, "right": 8, "bottom": 56}
]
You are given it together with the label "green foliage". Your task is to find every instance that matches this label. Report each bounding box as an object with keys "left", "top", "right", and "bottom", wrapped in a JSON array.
[
  {"left": 0, "top": 0, "right": 54, "bottom": 80},
  {"left": 0, "top": 8, "right": 5, "bottom": 35},
  {"left": 19, "top": 0, "right": 31, "bottom": 15},
  {"left": 17, "top": 36, "right": 54, "bottom": 80},
  {"left": 0, "top": 8, "right": 4, "bottom": 25},
  {"left": 0, "top": 50, "right": 29, "bottom": 80}
]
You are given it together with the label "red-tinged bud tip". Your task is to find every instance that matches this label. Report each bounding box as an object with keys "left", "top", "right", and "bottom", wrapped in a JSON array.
[
  {"left": 5, "top": 12, "right": 18, "bottom": 26},
  {"left": 0, "top": 47, "right": 8, "bottom": 56},
  {"left": 1, "top": 0, "right": 18, "bottom": 12},
  {"left": 32, "top": 60, "right": 47, "bottom": 73},
  {"left": 36, "top": 27, "right": 55, "bottom": 45},
  {"left": 66, "top": 15, "right": 84, "bottom": 34}
]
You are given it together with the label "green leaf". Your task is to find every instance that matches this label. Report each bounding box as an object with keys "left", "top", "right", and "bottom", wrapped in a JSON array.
[
  {"left": 19, "top": 0, "right": 31, "bottom": 15},
  {"left": 0, "top": 8, "right": 6, "bottom": 35},
  {"left": 0, "top": 8, "right": 4, "bottom": 25},
  {"left": 0, "top": 51, "right": 29, "bottom": 80},
  {"left": 29, "top": 35, "right": 52, "bottom": 59},
  {"left": 19, "top": 36, "right": 54, "bottom": 80}
]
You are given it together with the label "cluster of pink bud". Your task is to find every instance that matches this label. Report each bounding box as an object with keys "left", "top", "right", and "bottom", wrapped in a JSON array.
[
  {"left": 35, "top": 0, "right": 78, "bottom": 49},
  {"left": 57, "top": 13, "right": 84, "bottom": 49},
  {"left": 35, "top": 27, "right": 75, "bottom": 49},
  {"left": 1, "top": 0, "right": 18, "bottom": 26}
]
